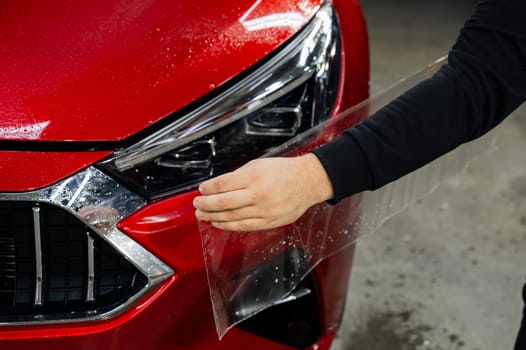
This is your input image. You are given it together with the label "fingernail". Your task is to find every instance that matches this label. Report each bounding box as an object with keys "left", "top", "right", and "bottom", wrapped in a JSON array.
[{"left": 193, "top": 197, "right": 199, "bottom": 208}]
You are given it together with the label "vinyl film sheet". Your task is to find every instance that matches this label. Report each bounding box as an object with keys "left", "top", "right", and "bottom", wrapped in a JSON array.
[{"left": 198, "top": 58, "right": 495, "bottom": 339}]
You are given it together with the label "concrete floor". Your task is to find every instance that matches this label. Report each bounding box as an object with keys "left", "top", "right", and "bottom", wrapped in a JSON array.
[{"left": 333, "top": 1, "right": 526, "bottom": 349}]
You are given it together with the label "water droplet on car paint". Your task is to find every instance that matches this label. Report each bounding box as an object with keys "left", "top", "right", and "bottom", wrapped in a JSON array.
[{"left": 209, "top": 83, "right": 216, "bottom": 89}]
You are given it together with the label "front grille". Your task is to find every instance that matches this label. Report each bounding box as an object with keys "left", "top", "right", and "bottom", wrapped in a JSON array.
[{"left": 0, "top": 202, "right": 148, "bottom": 323}]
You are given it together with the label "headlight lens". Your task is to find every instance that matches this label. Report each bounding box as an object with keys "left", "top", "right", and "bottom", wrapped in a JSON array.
[{"left": 100, "top": 3, "right": 342, "bottom": 200}]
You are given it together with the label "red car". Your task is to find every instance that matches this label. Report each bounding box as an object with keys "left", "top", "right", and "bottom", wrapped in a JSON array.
[{"left": 0, "top": 1, "right": 369, "bottom": 349}]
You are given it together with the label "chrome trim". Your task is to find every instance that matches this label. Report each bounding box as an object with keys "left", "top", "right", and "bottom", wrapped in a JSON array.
[
  {"left": 32, "top": 206, "right": 43, "bottom": 307},
  {"left": 111, "top": 2, "right": 337, "bottom": 170},
  {"left": 86, "top": 233, "right": 95, "bottom": 303},
  {"left": 0, "top": 166, "right": 174, "bottom": 326}
]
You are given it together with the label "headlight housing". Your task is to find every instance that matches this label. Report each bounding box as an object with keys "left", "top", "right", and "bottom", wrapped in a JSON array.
[{"left": 100, "top": 3, "right": 342, "bottom": 200}]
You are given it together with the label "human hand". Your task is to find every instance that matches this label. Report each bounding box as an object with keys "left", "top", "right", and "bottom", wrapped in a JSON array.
[{"left": 193, "top": 153, "right": 334, "bottom": 232}]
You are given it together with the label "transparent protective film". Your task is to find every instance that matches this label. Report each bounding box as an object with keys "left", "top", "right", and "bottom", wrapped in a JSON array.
[{"left": 198, "top": 57, "right": 495, "bottom": 339}]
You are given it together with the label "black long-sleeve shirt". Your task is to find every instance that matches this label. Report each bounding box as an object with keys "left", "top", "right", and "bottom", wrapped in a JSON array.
[{"left": 312, "top": 0, "right": 526, "bottom": 203}]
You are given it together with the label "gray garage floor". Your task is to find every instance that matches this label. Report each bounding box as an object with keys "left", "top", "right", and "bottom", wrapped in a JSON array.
[{"left": 333, "top": 1, "right": 526, "bottom": 349}]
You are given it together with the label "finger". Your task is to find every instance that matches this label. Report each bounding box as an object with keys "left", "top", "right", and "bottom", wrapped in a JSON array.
[
  {"left": 211, "top": 218, "right": 270, "bottom": 232},
  {"left": 194, "top": 189, "right": 254, "bottom": 211},
  {"left": 199, "top": 170, "right": 250, "bottom": 195},
  {"left": 195, "top": 206, "right": 262, "bottom": 223}
]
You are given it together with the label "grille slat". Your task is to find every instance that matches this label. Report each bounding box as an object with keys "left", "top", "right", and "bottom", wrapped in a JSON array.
[
  {"left": 86, "top": 233, "right": 96, "bottom": 303},
  {"left": 32, "top": 206, "right": 43, "bottom": 307},
  {"left": 0, "top": 202, "right": 148, "bottom": 323}
]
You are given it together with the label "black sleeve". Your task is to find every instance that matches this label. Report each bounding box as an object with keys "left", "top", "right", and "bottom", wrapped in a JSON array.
[{"left": 312, "top": 0, "right": 526, "bottom": 203}]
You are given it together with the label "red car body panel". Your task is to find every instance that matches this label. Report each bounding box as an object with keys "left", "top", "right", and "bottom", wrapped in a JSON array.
[
  {"left": 0, "top": 0, "right": 369, "bottom": 349},
  {"left": 0, "top": 151, "right": 110, "bottom": 192},
  {"left": 0, "top": 0, "right": 322, "bottom": 142}
]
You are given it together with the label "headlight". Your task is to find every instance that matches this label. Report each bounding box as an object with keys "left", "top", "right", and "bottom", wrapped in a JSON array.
[{"left": 99, "top": 3, "right": 341, "bottom": 200}]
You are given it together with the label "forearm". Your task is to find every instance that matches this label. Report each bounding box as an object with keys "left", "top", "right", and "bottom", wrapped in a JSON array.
[{"left": 314, "top": 0, "right": 526, "bottom": 202}]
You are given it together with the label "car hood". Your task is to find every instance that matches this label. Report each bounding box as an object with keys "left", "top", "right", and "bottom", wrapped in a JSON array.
[{"left": 0, "top": 0, "right": 322, "bottom": 142}]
